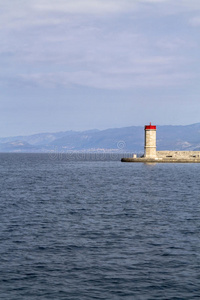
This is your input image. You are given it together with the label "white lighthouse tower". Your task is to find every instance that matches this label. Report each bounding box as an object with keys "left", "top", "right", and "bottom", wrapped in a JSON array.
[{"left": 144, "top": 123, "right": 157, "bottom": 158}]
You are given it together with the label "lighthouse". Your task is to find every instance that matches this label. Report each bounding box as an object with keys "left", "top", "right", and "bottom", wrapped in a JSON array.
[
  {"left": 121, "top": 122, "right": 200, "bottom": 163},
  {"left": 144, "top": 123, "right": 157, "bottom": 158}
]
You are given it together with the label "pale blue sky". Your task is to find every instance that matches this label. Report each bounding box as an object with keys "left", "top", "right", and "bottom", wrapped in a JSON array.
[{"left": 1, "top": 0, "right": 200, "bottom": 136}]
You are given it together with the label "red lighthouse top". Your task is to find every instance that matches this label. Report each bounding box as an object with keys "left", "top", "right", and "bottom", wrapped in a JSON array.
[{"left": 145, "top": 122, "right": 156, "bottom": 130}]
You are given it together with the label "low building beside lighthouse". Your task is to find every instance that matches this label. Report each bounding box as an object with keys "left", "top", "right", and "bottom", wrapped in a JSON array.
[{"left": 121, "top": 123, "right": 200, "bottom": 163}]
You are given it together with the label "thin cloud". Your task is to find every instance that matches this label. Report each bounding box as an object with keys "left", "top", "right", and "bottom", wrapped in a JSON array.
[
  {"left": 32, "top": 0, "right": 137, "bottom": 15},
  {"left": 189, "top": 16, "right": 200, "bottom": 26},
  {"left": 0, "top": 0, "right": 199, "bottom": 90},
  {"left": 20, "top": 63, "right": 193, "bottom": 90}
]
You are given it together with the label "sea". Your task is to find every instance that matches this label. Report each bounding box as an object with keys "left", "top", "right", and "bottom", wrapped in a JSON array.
[{"left": 0, "top": 153, "right": 200, "bottom": 300}]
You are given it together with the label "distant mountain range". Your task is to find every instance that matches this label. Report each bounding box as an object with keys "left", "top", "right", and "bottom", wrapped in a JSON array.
[{"left": 1, "top": 123, "right": 200, "bottom": 153}]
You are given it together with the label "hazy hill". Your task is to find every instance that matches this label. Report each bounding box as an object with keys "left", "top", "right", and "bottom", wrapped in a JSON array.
[{"left": 1, "top": 123, "right": 200, "bottom": 153}]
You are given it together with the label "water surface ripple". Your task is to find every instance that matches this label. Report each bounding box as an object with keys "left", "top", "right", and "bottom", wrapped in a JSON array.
[{"left": 0, "top": 154, "right": 200, "bottom": 299}]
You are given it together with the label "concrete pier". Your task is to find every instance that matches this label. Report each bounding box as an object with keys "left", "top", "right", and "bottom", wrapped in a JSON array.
[{"left": 121, "top": 157, "right": 200, "bottom": 163}]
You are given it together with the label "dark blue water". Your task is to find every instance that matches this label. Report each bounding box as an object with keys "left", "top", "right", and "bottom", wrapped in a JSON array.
[{"left": 0, "top": 153, "right": 200, "bottom": 300}]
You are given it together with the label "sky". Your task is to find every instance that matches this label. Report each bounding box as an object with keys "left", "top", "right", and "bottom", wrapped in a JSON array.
[{"left": 1, "top": 0, "right": 200, "bottom": 137}]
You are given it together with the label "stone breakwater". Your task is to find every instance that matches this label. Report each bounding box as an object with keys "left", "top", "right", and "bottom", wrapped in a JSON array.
[{"left": 121, "top": 157, "right": 200, "bottom": 163}]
